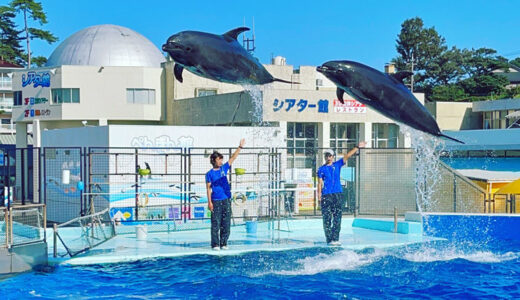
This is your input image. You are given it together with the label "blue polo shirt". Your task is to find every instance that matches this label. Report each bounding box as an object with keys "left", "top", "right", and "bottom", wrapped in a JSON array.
[
  {"left": 317, "top": 159, "right": 345, "bottom": 195},
  {"left": 205, "top": 162, "right": 231, "bottom": 201}
]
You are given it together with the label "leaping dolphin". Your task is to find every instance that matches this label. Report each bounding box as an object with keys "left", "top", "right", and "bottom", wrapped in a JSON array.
[
  {"left": 317, "top": 60, "right": 464, "bottom": 144},
  {"left": 162, "top": 27, "right": 294, "bottom": 85}
]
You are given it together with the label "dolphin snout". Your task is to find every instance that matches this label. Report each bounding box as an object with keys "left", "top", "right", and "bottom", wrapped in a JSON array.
[{"left": 316, "top": 66, "right": 327, "bottom": 73}]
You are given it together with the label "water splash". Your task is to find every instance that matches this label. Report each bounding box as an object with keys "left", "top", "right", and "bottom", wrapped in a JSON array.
[
  {"left": 272, "top": 249, "right": 386, "bottom": 275},
  {"left": 241, "top": 84, "right": 279, "bottom": 147},
  {"left": 399, "top": 124, "right": 446, "bottom": 213}
]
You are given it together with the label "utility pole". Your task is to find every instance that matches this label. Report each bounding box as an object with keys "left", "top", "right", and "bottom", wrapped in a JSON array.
[
  {"left": 23, "top": 6, "right": 31, "bottom": 68},
  {"left": 410, "top": 52, "right": 414, "bottom": 93}
]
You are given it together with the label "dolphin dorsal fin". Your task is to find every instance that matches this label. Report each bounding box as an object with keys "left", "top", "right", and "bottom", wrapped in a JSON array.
[
  {"left": 174, "top": 64, "right": 184, "bottom": 83},
  {"left": 223, "top": 27, "right": 250, "bottom": 41},
  {"left": 390, "top": 71, "right": 413, "bottom": 84}
]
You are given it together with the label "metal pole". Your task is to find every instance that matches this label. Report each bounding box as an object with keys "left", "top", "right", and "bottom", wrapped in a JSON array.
[
  {"left": 135, "top": 148, "right": 139, "bottom": 221},
  {"left": 53, "top": 223, "right": 57, "bottom": 258},
  {"left": 394, "top": 206, "right": 398, "bottom": 233},
  {"left": 453, "top": 176, "right": 457, "bottom": 212},
  {"left": 21, "top": 149, "right": 25, "bottom": 205},
  {"left": 9, "top": 206, "right": 13, "bottom": 246},
  {"left": 4, "top": 208, "right": 8, "bottom": 247},
  {"left": 43, "top": 204, "right": 47, "bottom": 242}
]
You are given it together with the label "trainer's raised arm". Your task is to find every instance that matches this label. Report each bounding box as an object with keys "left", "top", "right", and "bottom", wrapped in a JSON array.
[
  {"left": 228, "top": 138, "right": 245, "bottom": 165},
  {"left": 343, "top": 141, "right": 366, "bottom": 163}
]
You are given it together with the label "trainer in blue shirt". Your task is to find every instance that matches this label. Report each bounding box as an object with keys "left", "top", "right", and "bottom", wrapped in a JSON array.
[
  {"left": 205, "top": 138, "right": 245, "bottom": 250},
  {"left": 317, "top": 141, "right": 366, "bottom": 246}
]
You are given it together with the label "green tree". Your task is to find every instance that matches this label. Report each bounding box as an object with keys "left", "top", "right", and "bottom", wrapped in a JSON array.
[
  {"left": 429, "top": 84, "right": 467, "bottom": 102},
  {"left": 461, "top": 48, "right": 508, "bottom": 77},
  {"left": 0, "top": 5, "right": 23, "bottom": 64},
  {"left": 510, "top": 57, "right": 520, "bottom": 69},
  {"left": 394, "top": 17, "right": 447, "bottom": 91},
  {"left": 10, "top": 0, "right": 57, "bottom": 68},
  {"left": 459, "top": 73, "right": 509, "bottom": 97},
  {"left": 424, "top": 46, "right": 465, "bottom": 87}
]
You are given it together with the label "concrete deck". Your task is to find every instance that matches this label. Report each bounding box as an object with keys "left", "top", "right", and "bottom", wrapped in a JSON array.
[{"left": 48, "top": 217, "right": 440, "bottom": 266}]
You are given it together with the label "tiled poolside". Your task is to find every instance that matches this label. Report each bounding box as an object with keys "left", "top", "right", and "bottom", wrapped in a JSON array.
[{"left": 47, "top": 217, "right": 441, "bottom": 266}]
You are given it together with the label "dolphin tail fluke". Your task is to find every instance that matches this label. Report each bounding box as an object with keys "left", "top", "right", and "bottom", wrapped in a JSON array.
[
  {"left": 273, "top": 78, "right": 300, "bottom": 84},
  {"left": 439, "top": 133, "right": 465, "bottom": 144}
]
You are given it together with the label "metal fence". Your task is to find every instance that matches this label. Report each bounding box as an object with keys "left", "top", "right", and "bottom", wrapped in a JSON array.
[
  {"left": 53, "top": 208, "right": 115, "bottom": 257},
  {"left": 1, "top": 204, "right": 46, "bottom": 249},
  {"left": 0, "top": 145, "right": 500, "bottom": 233}
]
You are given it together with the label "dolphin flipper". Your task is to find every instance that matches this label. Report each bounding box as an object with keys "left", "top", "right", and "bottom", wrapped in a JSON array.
[
  {"left": 223, "top": 27, "right": 250, "bottom": 41},
  {"left": 439, "top": 133, "right": 465, "bottom": 144},
  {"left": 174, "top": 64, "right": 184, "bottom": 83},
  {"left": 273, "top": 78, "right": 299, "bottom": 84},
  {"left": 336, "top": 88, "right": 345, "bottom": 104}
]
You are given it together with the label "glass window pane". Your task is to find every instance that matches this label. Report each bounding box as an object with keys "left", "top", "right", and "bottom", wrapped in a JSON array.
[
  {"left": 305, "top": 124, "right": 315, "bottom": 138},
  {"left": 347, "top": 123, "right": 358, "bottom": 140},
  {"left": 330, "top": 123, "right": 336, "bottom": 138},
  {"left": 287, "top": 123, "right": 294, "bottom": 138},
  {"left": 62, "top": 89, "right": 71, "bottom": 103},
  {"left": 287, "top": 140, "right": 294, "bottom": 148},
  {"left": 295, "top": 140, "right": 304, "bottom": 154},
  {"left": 134, "top": 89, "right": 148, "bottom": 104},
  {"left": 148, "top": 90, "right": 155, "bottom": 104},
  {"left": 295, "top": 123, "right": 304, "bottom": 138},
  {"left": 337, "top": 124, "right": 347, "bottom": 139},
  {"left": 71, "top": 89, "right": 80, "bottom": 103},
  {"left": 52, "top": 89, "right": 62, "bottom": 104},
  {"left": 126, "top": 89, "right": 134, "bottom": 103}
]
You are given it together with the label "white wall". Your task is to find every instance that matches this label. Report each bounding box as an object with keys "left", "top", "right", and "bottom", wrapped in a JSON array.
[
  {"left": 107, "top": 125, "right": 284, "bottom": 148},
  {"left": 12, "top": 65, "right": 164, "bottom": 124}
]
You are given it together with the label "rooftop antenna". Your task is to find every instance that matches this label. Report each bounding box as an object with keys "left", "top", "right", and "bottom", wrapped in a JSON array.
[{"left": 242, "top": 17, "right": 256, "bottom": 53}]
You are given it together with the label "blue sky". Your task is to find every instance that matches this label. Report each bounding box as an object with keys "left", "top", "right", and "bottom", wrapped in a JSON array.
[{"left": 8, "top": 0, "right": 520, "bottom": 71}]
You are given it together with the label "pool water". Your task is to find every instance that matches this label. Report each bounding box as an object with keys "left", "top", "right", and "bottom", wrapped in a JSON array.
[{"left": 2, "top": 240, "right": 520, "bottom": 299}]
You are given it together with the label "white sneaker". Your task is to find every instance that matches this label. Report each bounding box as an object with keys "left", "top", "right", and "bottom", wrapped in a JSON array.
[
  {"left": 221, "top": 246, "right": 229, "bottom": 250},
  {"left": 212, "top": 247, "right": 220, "bottom": 251},
  {"left": 328, "top": 241, "right": 341, "bottom": 246}
]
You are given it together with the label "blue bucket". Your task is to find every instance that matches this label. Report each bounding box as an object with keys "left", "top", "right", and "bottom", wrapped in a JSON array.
[{"left": 245, "top": 221, "right": 257, "bottom": 234}]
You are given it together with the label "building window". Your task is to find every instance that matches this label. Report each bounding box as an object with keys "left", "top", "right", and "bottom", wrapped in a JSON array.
[
  {"left": 52, "top": 88, "right": 80, "bottom": 104},
  {"left": 483, "top": 112, "right": 492, "bottom": 129},
  {"left": 372, "top": 123, "right": 399, "bottom": 148},
  {"left": 196, "top": 89, "right": 217, "bottom": 97},
  {"left": 286, "top": 122, "right": 317, "bottom": 169},
  {"left": 127, "top": 88, "right": 155, "bottom": 104},
  {"left": 330, "top": 123, "right": 358, "bottom": 150},
  {"left": 13, "top": 91, "right": 22, "bottom": 106},
  {"left": 0, "top": 73, "right": 12, "bottom": 89},
  {"left": 1, "top": 119, "right": 10, "bottom": 124}
]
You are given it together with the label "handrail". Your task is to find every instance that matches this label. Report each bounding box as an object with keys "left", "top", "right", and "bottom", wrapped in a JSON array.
[
  {"left": 439, "top": 161, "right": 487, "bottom": 194},
  {"left": 2, "top": 204, "right": 47, "bottom": 249},
  {"left": 57, "top": 208, "right": 110, "bottom": 228}
]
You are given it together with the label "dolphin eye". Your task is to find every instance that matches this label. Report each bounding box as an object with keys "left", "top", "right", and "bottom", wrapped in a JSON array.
[
  {"left": 186, "top": 47, "right": 191, "bottom": 51},
  {"left": 336, "top": 70, "right": 343, "bottom": 74}
]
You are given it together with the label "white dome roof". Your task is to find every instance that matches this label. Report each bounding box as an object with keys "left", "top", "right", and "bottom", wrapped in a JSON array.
[{"left": 46, "top": 24, "right": 165, "bottom": 68}]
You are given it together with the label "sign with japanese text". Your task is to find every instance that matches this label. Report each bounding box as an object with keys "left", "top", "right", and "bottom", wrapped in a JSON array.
[
  {"left": 272, "top": 98, "right": 329, "bottom": 113},
  {"left": 270, "top": 98, "right": 367, "bottom": 114},
  {"left": 24, "top": 109, "right": 51, "bottom": 118},
  {"left": 333, "top": 99, "right": 366, "bottom": 114},
  {"left": 24, "top": 97, "right": 49, "bottom": 105},
  {"left": 21, "top": 71, "right": 51, "bottom": 88}
]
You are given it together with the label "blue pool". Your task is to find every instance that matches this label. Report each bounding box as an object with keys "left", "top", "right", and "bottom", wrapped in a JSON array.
[{"left": 2, "top": 240, "right": 520, "bottom": 299}]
